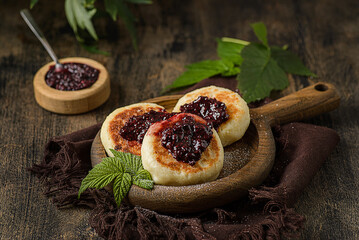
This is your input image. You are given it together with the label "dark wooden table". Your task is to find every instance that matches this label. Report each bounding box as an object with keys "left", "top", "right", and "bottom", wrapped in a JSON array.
[{"left": 1, "top": 0, "right": 358, "bottom": 239}]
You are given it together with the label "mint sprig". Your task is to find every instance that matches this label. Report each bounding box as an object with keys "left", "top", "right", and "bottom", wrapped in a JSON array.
[
  {"left": 78, "top": 149, "right": 153, "bottom": 207},
  {"left": 164, "top": 22, "right": 316, "bottom": 103}
]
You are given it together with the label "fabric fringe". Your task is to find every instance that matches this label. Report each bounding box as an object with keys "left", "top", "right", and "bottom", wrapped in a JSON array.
[
  {"left": 87, "top": 186, "right": 305, "bottom": 240},
  {"left": 231, "top": 187, "right": 306, "bottom": 240},
  {"left": 89, "top": 190, "right": 215, "bottom": 240},
  {"left": 29, "top": 121, "right": 326, "bottom": 239},
  {"left": 29, "top": 140, "right": 305, "bottom": 240},
  {"left": 28, "top": 138, "right": 96, "bottom": 208}
]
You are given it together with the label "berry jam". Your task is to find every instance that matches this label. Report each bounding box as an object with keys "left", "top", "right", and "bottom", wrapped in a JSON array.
[
  {"left": 161, "top": 114, "right": 213, "bottom": 166},
  {"left": 45, "top": 62, "right": 99, "bottom": 91},
  {"left": 180, "top": 96, "right": 229, "bottom": 130},
  {"left": 120, "top": 110, "right": 176, "bottom": 143}
]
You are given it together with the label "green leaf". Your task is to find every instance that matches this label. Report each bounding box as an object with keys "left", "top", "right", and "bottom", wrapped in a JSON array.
[
  {"left": 217, "top": 38, "right": 246, "bottom": 65},
  {"left": 88, "top": 8, "right": 97, "bottom": 18},
  {"left": 30, "top": 0, "right": 39, "bottom": 8},
  {"left": 134, "top": 169, "right": 152, "bottom": 181},
  {"left": 65, "top": 0, "right": 98, "bottom": 40},
  {"left": 185, "top": 60, "right": 229, "bottom": 71},
  {"left": 134, "top": 179, "right": 154, "bottom": 189},
  {"left": 251, "top": 22, "right": 268, "bottom": 47},
  {"left": 104, "top": 0, "right": 138, "bottom": 49},
  {"left": 78, "top": 157, "right": 124, "bottom": 198},
  {"left": 221, "top": 67, "right": 240, "bottom": 77},
  {"left": 78, "top": 149, "right": 154, "bottom": 207},
  {"left": 271, "top": 46, "right": 316, "bottom": 77},
  {"left": 76, "top": 1, "right": 98, "bottom": 40},
  {"left": 113, "top": 173, "right": 132, "bottom": 206},
  {"left": 84, "top": 0, "right": 96, "bottom": 7},
  {"left": 162, "top": 23, "right": 317, "bottom": 102},
  {"left": 219, "top": 59, "right": 241, "bottom": 76},
  {"left": 221, "top": 37, "right": 250, "bottom": 46},
  {"left": 238, "top": 43, "right": 288, "bottom": 103},
  {"left": 110, "top": 149, "right": 143, "bottom": 176},
  {"left": 165, "top": 60, "right": 230, "bottom": 91},
  {"left": 116, "top": 0, "right": 138, "bottom": 50},
  {"left": 126, "top": 0, "right": 152, "bottom": 4},
  {"left": 65, "top": 0, "right": 78, "bottom": 33},
  {"left": 104, "top": 0, "right": 118, "bottom": 20}
]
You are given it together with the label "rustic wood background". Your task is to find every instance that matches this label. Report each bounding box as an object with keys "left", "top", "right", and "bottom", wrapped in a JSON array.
[{"left": 0, "top": 0, "right": 358, "bottom": 239}]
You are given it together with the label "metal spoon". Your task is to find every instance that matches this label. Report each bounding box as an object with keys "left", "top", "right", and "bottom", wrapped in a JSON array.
[{"left": 20, "top": 9, "right": 63, "bottom": 71}]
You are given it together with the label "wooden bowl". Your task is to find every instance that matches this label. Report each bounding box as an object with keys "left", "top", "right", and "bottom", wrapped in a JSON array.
[
  {"left": 33, "top": 57, "right": 110, "bottom": 114},
  {"left": 91, "top": 82, "right": 340, "bottom": 213}
]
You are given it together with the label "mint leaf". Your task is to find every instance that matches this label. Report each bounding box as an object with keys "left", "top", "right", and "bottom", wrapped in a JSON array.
[
  {"left": 78, "top": 157, "right": 124, "bottom": 198},
  {"left": 251, "top": 22, "right": 268, "bottom": 47},
  {"left": 134, "top": 169, "right": 152, "bottom": 181},
  {"left": 165, "top": 60, "right": 231, "bottom": 91},
  {"left": 78, "top": 149, "right": 154, "bottom": 207},
  {"left": 238, "top": 43, "right": 288, "bottom": 103},
  {"left": 113, "top": 172, "right": 132, "bottom": 206},
  {"left": 217, "top": 39, "right": 246, "bottom": 65},
  {"left": 110, "top": 149, "right": 143, "bottom": 176},
  {"left": 271, "top": 46, "right": 316, "bottom": 77}
]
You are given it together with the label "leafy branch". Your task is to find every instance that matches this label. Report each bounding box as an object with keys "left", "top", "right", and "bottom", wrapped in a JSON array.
[{"left": 164, "top": 22, "right": 316, "bottom": 103}]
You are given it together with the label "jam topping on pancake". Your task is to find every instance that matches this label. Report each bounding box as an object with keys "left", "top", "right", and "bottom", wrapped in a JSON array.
[
  {"left": 120, "top": 110, "right": 176, "bottom": 143},
  {"left": 160, "top": 114, "right": 213, "bottom": 166},
  {"left": 179, "top": 96, "right": 229, "bottom": 130}
]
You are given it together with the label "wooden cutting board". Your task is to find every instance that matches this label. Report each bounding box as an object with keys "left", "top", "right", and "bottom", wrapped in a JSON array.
[{"left": 91, "top": 82, "right": 340, "bottom": 213}]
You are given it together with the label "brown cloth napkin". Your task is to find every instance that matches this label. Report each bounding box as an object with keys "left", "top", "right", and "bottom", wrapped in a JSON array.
[{"left": 30, "top": 78, "right": 340, "bottom": 240}]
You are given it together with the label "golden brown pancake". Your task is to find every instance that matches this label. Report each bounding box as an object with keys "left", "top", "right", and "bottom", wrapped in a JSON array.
[
  {"left": 173, "top": 86, "right": 250, "bottom": 146},
  {"left": 141, "top": 113, "right": 224, "bottom": 186},
  {"left": 100, "top": 103, "right": 165, "bottom": 156}
]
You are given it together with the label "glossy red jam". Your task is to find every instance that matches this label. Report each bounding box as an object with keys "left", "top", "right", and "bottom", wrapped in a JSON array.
[
  {"left": 45, "top": 62, "right": 99, "bottom": 91},
  {"left": 180, "top": 96, "right": 229, "bottom": 130},
  {"left": 161, "top": 114, "right": 213, "bottom": 166},
  {"left": 120, "top": 110, "right": 176, "bottom": 143}
]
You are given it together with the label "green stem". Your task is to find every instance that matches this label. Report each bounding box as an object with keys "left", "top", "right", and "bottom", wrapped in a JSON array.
[{"left": 221, "top": 37, "right": 250, "bottom": 46}]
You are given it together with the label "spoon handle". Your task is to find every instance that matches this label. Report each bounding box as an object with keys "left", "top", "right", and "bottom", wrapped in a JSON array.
[{"left": 20, "top": 9, "right": 60, "bottom": 65}]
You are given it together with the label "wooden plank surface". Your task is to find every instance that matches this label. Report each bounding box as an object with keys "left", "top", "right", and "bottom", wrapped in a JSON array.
[{"left": 0, "top": 0, "right": 358, "bottom": 239}]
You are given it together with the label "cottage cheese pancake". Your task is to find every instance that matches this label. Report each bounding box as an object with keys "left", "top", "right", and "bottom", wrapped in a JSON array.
[
  {"left": 141, "top": 113, "right": 224, "bottom": 186},
  {"left": 173, "top": 86, "right": 250, "bottom": 146},
  {"left": 100, "top": 103, "right": 165, "bottom": 156}
]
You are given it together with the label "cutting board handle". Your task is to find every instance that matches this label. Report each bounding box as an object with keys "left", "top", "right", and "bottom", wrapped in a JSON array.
[{"left": 252, "top": 82, "right": 340, "bottom": 127}]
